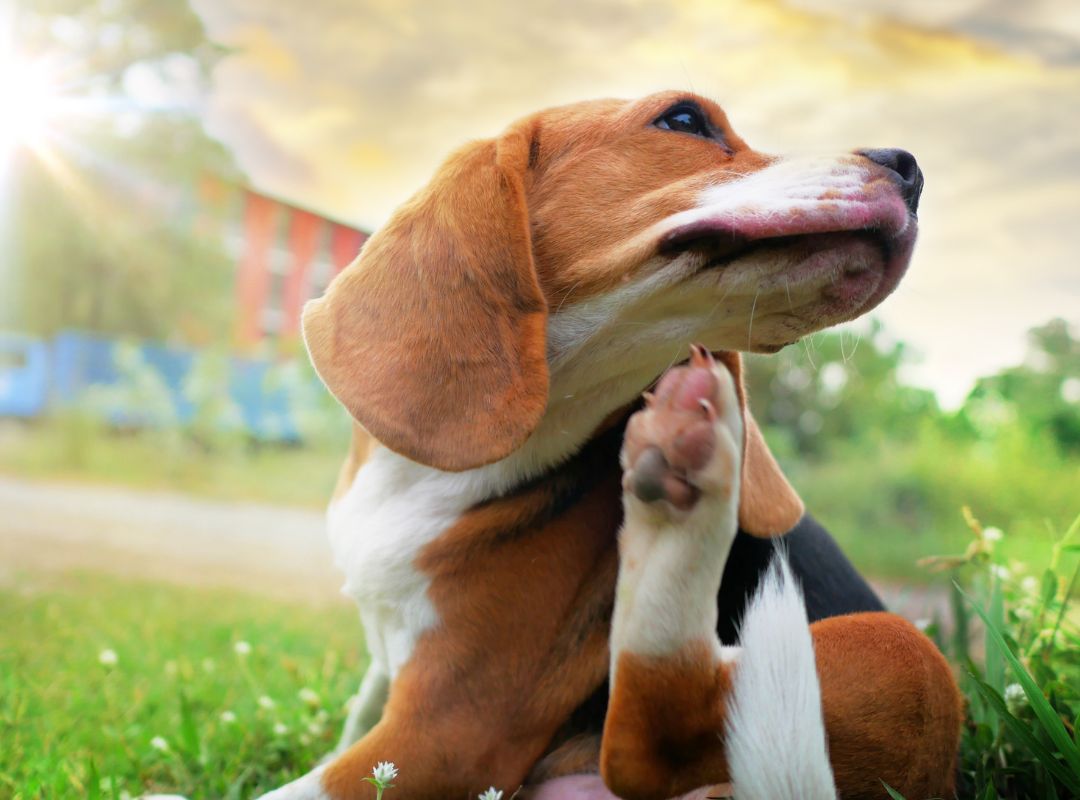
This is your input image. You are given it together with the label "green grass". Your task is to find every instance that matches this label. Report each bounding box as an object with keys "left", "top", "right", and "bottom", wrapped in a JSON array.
[
  {"left": 892, "top": 512, "right": 1080, "bottom": 799},
  {"left": 2, "top": 522, "right": 1077, "bottom": 799},
  {"left": 0, "top": 571, "right": 364, "bottom": 799},
  {"left": 0, "top": 419, "right": 341, "bottom": 508}
]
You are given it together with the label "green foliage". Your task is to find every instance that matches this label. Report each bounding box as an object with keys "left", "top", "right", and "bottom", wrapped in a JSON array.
[
  {"left": 966, "top": 319, "right": 1080, "bottom": 454},
  {"left": 0, "top": 572, "right": 363, "bottom": 799},
  {"left": 922, "top": 512, "right": 1080, "bottom": 799},
  {"left": 746, "top": 321, "right": 939, "bottom": 458},
  {"left": 746, "top": 319, "right": 1080, "bottom": 579},
  {"left": 6, "top": 0, "right": 239, "bottom": 341}
]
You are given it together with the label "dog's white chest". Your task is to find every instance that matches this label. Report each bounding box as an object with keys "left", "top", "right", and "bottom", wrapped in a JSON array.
[{"left": 326, "top": 448, "right": 503, "bottom": 676}]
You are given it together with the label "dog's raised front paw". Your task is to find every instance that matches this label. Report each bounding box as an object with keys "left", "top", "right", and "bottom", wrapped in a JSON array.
[{"left": 621, "top": 344, "right": 743, "bottom": 515}]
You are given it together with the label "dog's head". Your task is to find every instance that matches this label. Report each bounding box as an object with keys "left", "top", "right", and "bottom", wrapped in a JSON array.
[{"left": 303, "top": 91, "right": 921, "bottom": 530}]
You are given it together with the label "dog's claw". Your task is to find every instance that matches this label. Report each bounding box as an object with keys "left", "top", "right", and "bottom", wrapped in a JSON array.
[{"left": 689, "top": 343, "right": 715, "bottom": 369}]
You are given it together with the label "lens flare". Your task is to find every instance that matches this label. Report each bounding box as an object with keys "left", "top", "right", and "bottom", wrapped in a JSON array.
[{"left": 0, "top": 52, "right": 61, "bottom": 159}]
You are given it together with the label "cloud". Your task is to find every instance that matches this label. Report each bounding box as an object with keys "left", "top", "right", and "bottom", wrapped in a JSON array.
[{"left": 188, "top": 0, "right": 1080, "bottom": 404}]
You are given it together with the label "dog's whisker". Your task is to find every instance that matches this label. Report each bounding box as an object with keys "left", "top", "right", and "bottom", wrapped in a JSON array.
[
  {"left": 848, "top": 332, "right": 862, "bottom": 361},
  {"left": 801, "top": 335, "right": 817, "bottom": 369},
  {"left": 746, "top": 289, "right": 760, "bottom": 351}
]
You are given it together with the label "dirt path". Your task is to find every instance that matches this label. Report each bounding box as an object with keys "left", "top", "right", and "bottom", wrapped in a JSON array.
[
  {"left": 0, "top": 476, "right": 947, "bottom": 618},
  {"left": 0, "top": 476, "right": 344, "bottom": 604}
]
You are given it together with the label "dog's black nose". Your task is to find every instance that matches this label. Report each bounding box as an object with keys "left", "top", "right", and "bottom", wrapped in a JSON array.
[{"left": 858, "top": 148, "right": 924, "bottom": 214}]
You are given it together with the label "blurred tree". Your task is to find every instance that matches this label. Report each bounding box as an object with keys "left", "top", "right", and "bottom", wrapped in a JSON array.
[
  {"left": 744, "top": 320, "right": 939, "bottom": 458},
  {"left": 964, "top": 318, "right": 1080, "bottom": 453},
  {"left": 6, "top": 0, "right": 239, "bottom": 343}
]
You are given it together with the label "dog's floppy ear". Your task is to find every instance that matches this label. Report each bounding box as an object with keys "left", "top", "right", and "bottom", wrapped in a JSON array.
[
  {"left": 302, "top": 126, "right": 548, "bottom": 471},
  {"left": 715, "top": 351, "right": 805, "bottom": 536}
]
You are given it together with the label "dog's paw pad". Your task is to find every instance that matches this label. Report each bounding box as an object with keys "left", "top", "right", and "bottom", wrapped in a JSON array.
[
  {"left": 628, "top": 444, "right": 699, "bottom": 509},
  {"left": 622, "top": 345, "right": 741, "bottom": 511}
]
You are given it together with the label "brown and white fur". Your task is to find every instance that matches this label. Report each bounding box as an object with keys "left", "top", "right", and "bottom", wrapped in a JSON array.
[{"left": 257, "top": 91, "right": 962, "bottom": 800}]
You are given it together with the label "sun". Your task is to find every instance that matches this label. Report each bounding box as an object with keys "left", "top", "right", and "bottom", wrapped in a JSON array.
[{"left": 0, "top": 51, "right": 61, "bottom": 160}]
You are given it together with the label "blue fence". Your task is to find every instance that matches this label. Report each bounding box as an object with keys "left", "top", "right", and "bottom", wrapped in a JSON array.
[
  {"left": 0, "top": 330, "right": 315, "bottom": 441},
  {"left": 0, "top": 333, "right": 49, "bottom": 418}
]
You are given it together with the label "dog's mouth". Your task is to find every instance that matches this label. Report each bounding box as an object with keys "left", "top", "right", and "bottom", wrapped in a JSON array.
[
  {"left": 661, "top": 226, "right": 885, "bottom": 266},
  {"left": 658, "top": 207, "right": 917, "bottom": 320}
]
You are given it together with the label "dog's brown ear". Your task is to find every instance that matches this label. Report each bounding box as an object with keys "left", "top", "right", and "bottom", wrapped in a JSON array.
[
  {"left": 715, "top": 351, "right": 805, "bottom": 536},
  {"left": 302, "top": 126, "right": 548, "bottom": 471}
]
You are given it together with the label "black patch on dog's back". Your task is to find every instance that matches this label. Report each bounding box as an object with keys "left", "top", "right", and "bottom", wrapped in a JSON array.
[{"left": 716, "top": 513, "right": 885, "bottom": 643}]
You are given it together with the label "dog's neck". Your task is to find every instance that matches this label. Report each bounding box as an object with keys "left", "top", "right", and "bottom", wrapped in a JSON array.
[{"left": 325, "top": 366, "right": 637, "bottom": 682}]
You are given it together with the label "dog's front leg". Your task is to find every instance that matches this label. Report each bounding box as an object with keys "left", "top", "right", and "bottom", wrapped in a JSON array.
[
  {"left": 601, "top": 348, "right": 746, "bottom": 800},
  {"left": 324, "top": 662, "right": 389, "bottom": 760},
  {"left": 259, "top": 658, "right": 548, "bottom": 800}
]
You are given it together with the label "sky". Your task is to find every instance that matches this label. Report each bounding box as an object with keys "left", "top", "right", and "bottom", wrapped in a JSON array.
[{"left": 187, "top": 0, "right": 1080, "bottom": 407}]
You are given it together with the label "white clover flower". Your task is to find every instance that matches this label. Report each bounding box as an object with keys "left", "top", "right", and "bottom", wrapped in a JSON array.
[
  {"left": 371, "top": 761, "right": 399, "bottom": 784},
  {"left": 479, "top": 788, "right": 504, "bottom": 800},
  {"left": 983, "top": 527, "right": 1004, "bottom": 542},
  {"left": 234, "top": 640, "right": 252, "bottom": 656},
  {"left": 98, "top": 649, "right": 118, "bottom": 667},
  {"left": 914, "top": 618, "right": 932, "bottom": 632},
  {"left": 202, "top": 658, "right": 216, "bottom": 673},
  {"left": 220, "top": 710, "right": 237, "bottom": 724},
  {"left": 257, "top": 695, "right": 276, "bottom": 710},
  {"left": 990, "top": 565, "right": 1011, "bottom": 581},
  {"left": 299, "top": 733, "right": 312, "bottom": 746},
  {"left": 273, "top": 722, "right": 289, "bottom": 736},
  {"left": 150, "top": 736, "right": 169, "bottom": 752},
  {"left": 307, "top": 720, "right": 325, "bottom": 735},
  {"left": 1004, "top": 683, "right": 1027, "bottom": 715},
  {"left": 1021, "top": 576, "right": 1039, "bottom": 594},
  {"left": 298, "top": 687, "right": 320, "bottom": 706}
]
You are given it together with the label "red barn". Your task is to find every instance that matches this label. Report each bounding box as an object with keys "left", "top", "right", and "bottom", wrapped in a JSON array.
[{"left": 199, "top": 176, "right": 369, "bottom": 348}]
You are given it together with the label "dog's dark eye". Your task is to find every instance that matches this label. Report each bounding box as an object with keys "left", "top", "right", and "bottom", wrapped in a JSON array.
[{"left": 655, "top": 104, "right": 712, "bottom": 138}]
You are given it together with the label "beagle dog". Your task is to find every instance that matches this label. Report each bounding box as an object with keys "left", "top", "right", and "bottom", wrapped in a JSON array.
[{"left": 260, "top": 91, "right": 962, "bottom": 800}]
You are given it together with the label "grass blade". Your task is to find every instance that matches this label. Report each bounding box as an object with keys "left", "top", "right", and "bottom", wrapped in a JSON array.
[
  {"left": 950, "top": 576, "right": 971, "bottom": 664},
  {"left": 969, "top": 676, "right": 1080, "bottom": 795},
  {"left": 959, "top": 583, "right": 1080, "bottom": 782},
  {"left": 178, "top": 689, "right": 201, "bottom": 765},
  {"left": 1062, "top": 513, "right": 1080, "bottom": 545},
  {"left": 880, "top": 781, "right": 907, "bottom": 800},
  {"left": 986, "top": 572, "right": 1006, "bottom": 697},
  {"left": 86, "top": 759, "right": 101, "bottom": 800}
]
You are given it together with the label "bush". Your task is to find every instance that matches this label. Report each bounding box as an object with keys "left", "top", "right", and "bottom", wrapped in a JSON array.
[{"left": 908, "top": 510, "right": 1080, "bottom": 799}]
